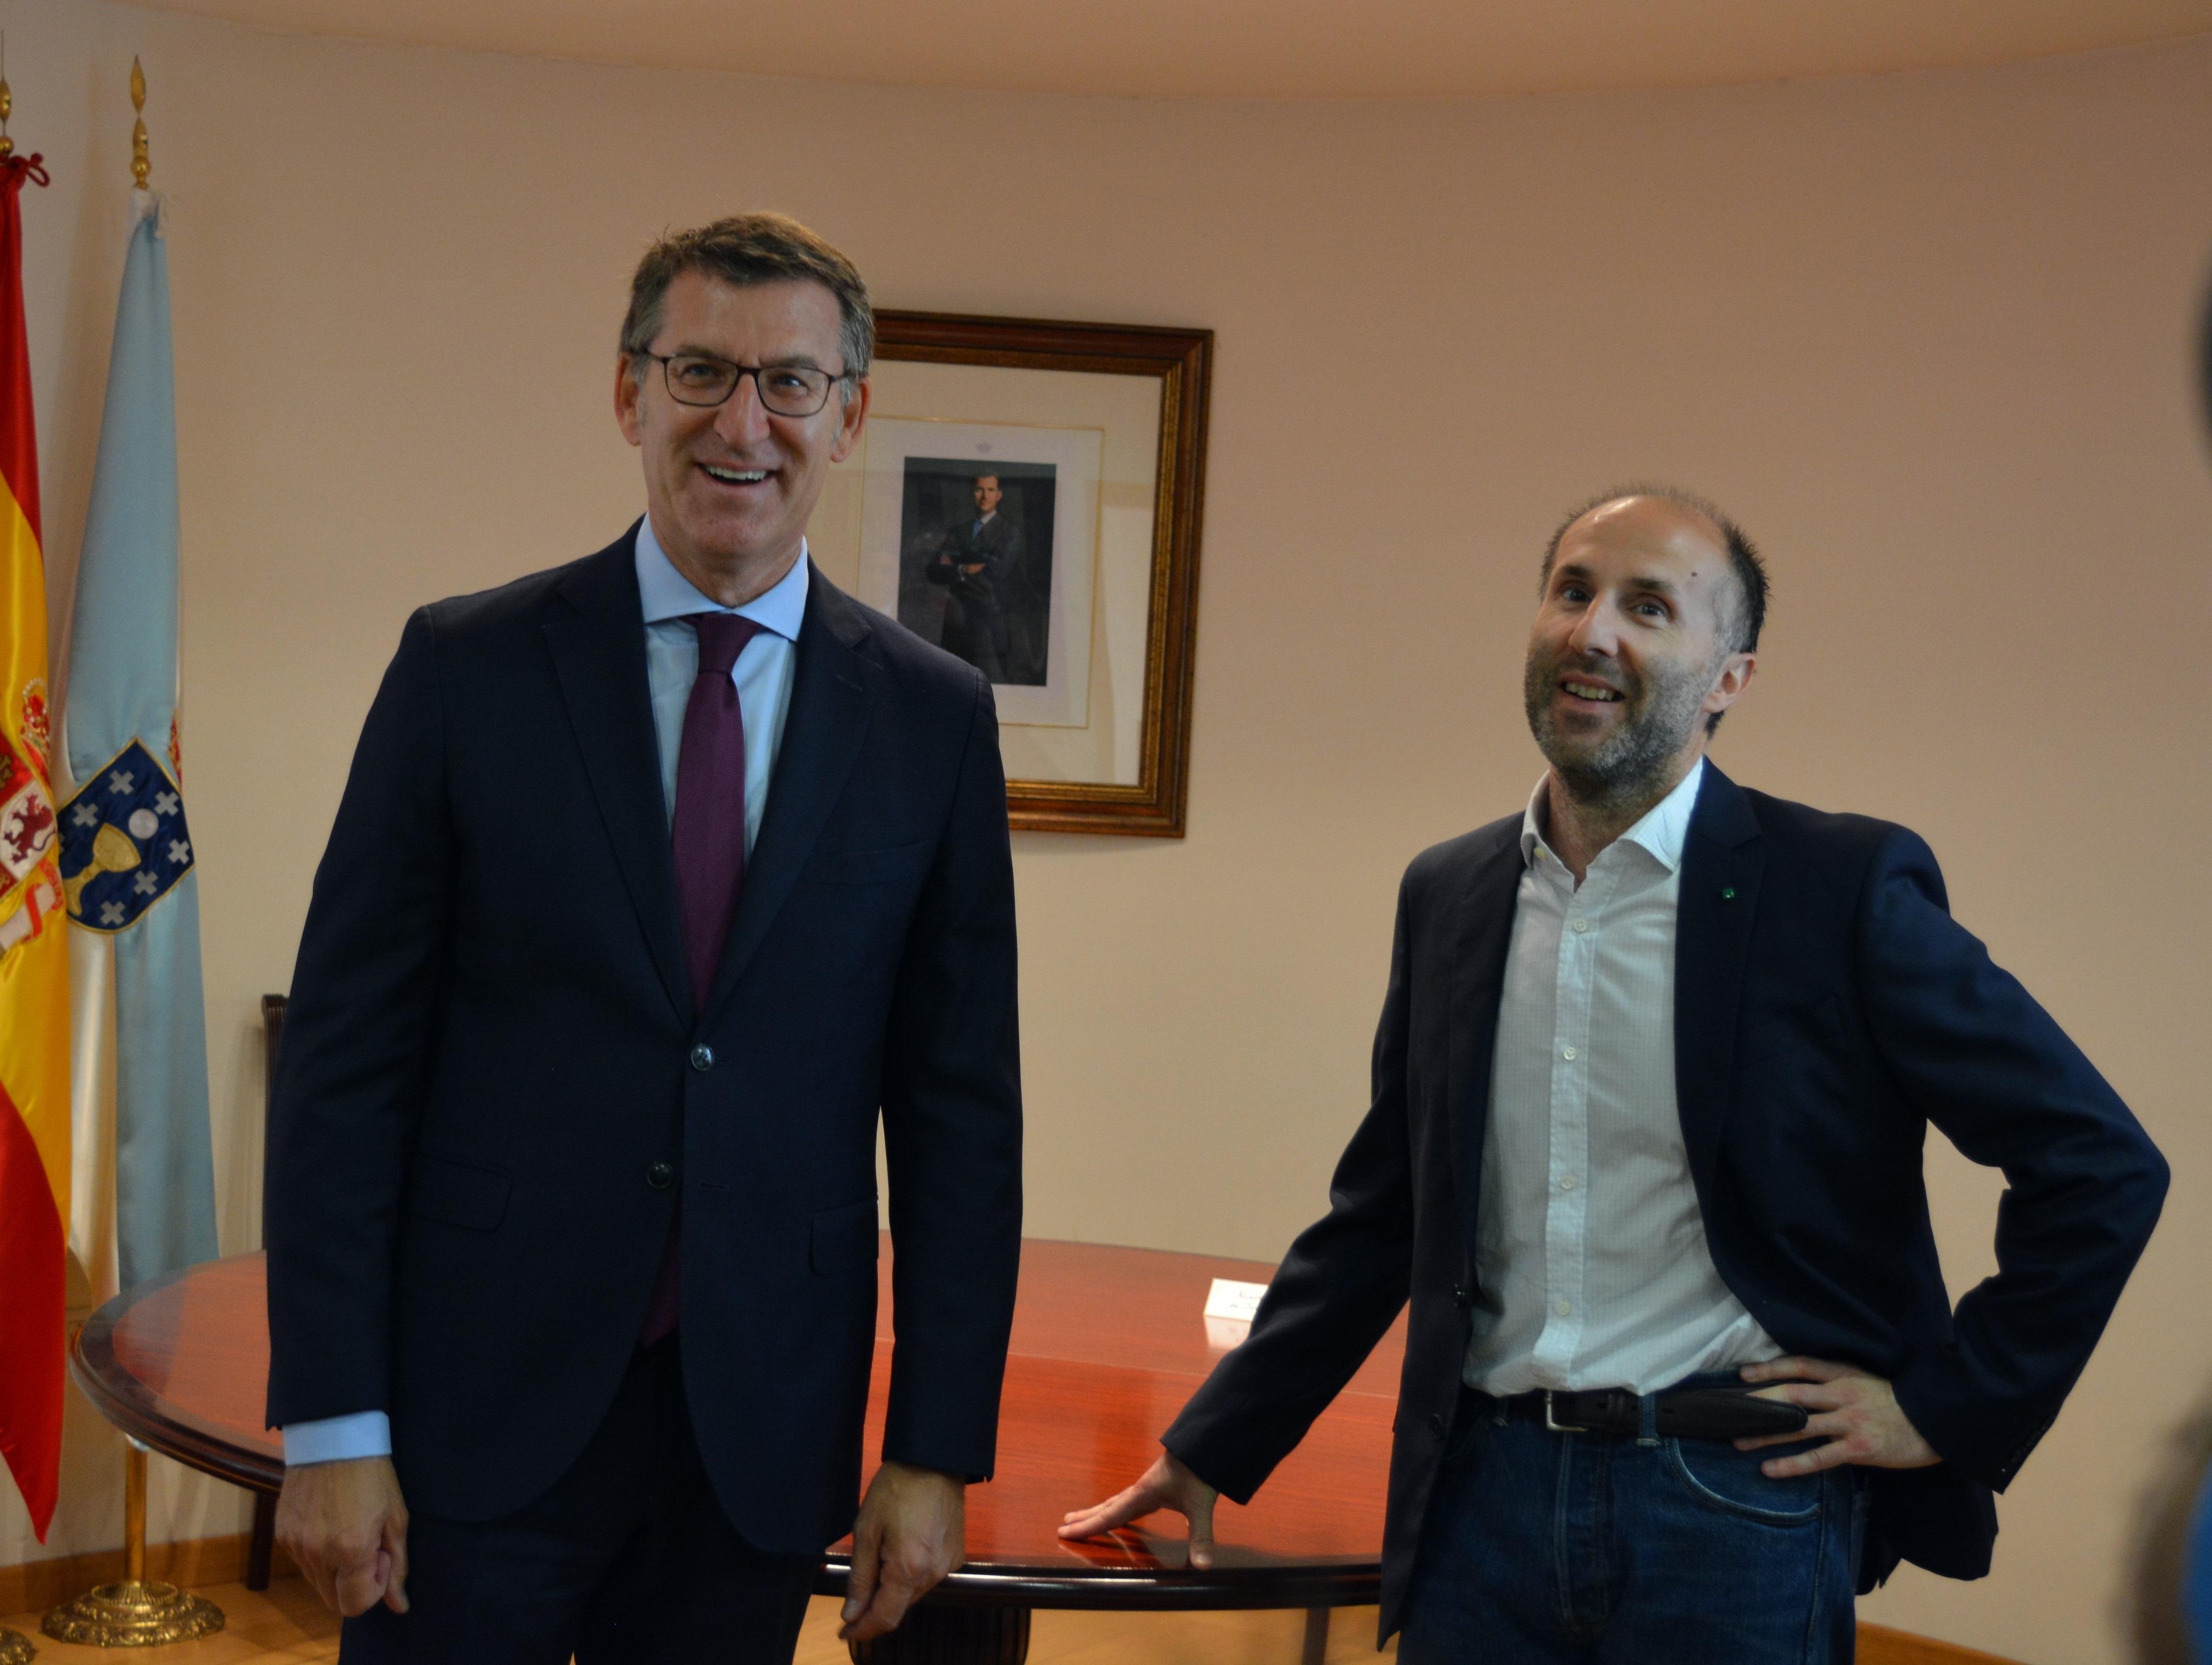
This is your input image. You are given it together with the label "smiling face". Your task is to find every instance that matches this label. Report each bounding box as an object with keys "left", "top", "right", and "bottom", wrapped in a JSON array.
[
  {"left": 613, "top": 271, "right": 869, "bottom": 605},
  {"left": 973, "top": 476, "right": 1002, "bottom": 516},
  {"left": 1522, "top": 496, "right": 1756, "bottom": 806}
]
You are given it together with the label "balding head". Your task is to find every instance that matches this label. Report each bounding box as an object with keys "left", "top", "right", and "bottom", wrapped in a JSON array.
[
  {"left": 1542, "top": 486, "right": 1768, "bottom": 657},
  {"left": 1523, "top": 484, "right": 1764, "bottom": 808}
]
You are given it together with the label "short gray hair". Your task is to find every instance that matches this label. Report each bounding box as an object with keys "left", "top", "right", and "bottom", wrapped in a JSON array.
[{"left": 620, "top": 212, "right": 874, "bottom": 387}]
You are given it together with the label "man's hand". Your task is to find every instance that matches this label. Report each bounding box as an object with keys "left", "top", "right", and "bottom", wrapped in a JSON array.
[
  {"left": 1057, "top": 1451, "right": 1220, "bottom": 1569},
  {"left": 839, "top": 1462, "right": 966, "bottom": 1643},
  {"left": 274, "top": 1455, "right": 410, "bottom": 1617},
  {"left": 1738, "top": 1356, "right": 1942, "bottom": 1477}
]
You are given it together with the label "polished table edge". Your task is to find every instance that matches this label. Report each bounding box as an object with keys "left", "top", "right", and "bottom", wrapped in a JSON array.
[
  {"left": 810, "top": 1561, "right": 1382, "bottom": 1611},
  {"left": 72, "top": 1258, "right": 286, "bottom": 1495},
  {"left": 75, "top": 1254, "right": 1391, "bottom": 1607}
]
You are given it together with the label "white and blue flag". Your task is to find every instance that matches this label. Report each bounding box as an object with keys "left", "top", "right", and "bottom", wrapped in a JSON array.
[{"left": 60, "top": 191, "right": 216, "bottom": 1291}]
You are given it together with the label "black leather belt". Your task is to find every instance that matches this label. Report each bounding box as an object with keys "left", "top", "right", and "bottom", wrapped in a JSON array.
[{"left": 1469, "top": 1384, "right": 1809, "bottom": 1441}]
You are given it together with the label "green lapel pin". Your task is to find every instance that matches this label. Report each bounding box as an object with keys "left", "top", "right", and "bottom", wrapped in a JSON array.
[{"left": 1721, "top": 886, "right": 1737, "bottom": 900}]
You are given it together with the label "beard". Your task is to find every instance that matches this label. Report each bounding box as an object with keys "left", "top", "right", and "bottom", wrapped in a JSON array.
[{"left": 1522, "top": 639, "right": 1715, "bottom": 808}]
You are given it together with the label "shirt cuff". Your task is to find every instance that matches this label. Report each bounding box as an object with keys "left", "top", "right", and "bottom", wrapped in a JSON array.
[{"left": 281, "top": 1410, "right": 391, "bottom": 1466}]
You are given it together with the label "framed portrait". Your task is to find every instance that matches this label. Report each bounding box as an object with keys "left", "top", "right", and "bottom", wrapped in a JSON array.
[{"left": 808, "top": 312, "right": 1211, "bottom": 836}]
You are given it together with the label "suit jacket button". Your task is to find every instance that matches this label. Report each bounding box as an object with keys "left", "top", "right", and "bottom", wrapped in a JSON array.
[
  {"left": 647, "top": 1161, "right": 675, "bottom": 1191},
  {"left": 689, "top": 1044, "right": 715, "bottom": 1072},
  {"left": 1428, "top": 1412, "right": 1446, "bottom": 1437},
  {"left": 1453, "top": 1285, "right": 1472, "bottom": 1310}
]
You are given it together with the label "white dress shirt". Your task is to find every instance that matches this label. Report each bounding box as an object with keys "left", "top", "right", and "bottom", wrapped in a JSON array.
[
  {"left": 1462, "top": 759, "right": 1782, "bottom": 1397},
  {"left": 281, "top": 518, "right": 809, "bottom": 1467}
]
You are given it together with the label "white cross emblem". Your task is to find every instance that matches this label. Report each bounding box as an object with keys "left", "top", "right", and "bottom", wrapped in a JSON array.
[
  {"left": 168, "top": 840, "right": 190, "bottom": 864},
  {"left": 133, "top": 871, "right": 160, "bottom": 895},
  {"left": 155, "top": 791, "right": 180, "bottom": 817},
  {"left": 73, "top": 803, "right": 99, "bottom": 827},
  {"left": 107, "top": 770, "right": 135, "bottom": 794},
  {"left": 100, "top": 902, "right": 125, "bottom": 926}
]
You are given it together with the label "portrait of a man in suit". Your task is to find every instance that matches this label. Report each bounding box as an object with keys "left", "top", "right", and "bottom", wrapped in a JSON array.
[
  {"left": 263, "top": 213, "right": 1023, "bottom": 1665},
  {"left": 924, "top": 472, "right": 1024, "bottom": 684},
  {"left": 1064, "top": 487, "right": 2167, "bottom": 1664},
  {"left": 897, "top": 462, "right": 1056, "bottom": 689}
]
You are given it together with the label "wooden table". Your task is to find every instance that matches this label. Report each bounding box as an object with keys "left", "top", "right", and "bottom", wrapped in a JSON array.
[{"left": 72, "top": 1240, "right": 1403, "bottom": 1663}]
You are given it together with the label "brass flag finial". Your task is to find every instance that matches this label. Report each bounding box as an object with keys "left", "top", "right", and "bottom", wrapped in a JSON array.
[
  {"left": 130, "top": 56, "right": 148, "bottom": 190},
  {"left": 2, "top": 33, "right": 14, "bottom": 163}
]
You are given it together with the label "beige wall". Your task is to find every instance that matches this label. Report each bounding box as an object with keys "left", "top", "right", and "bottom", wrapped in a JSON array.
[{"left": 2, "top": 5, "right": 2207, "bottom": 1659}]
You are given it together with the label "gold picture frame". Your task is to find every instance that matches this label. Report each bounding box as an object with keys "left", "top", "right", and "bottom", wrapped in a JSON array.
[{"left": 827, "top": 311, "right": 1210, "bottom": 838}]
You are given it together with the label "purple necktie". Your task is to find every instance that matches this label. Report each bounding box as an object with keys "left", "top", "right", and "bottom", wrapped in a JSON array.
[{"left": 640, "top": 610, "right": 763, "bottom": 1346}]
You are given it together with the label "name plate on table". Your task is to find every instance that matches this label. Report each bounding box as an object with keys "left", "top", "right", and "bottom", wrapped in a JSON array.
[{"left": 1203, "top": 1277, "right": 1268, "bottom": 1350}]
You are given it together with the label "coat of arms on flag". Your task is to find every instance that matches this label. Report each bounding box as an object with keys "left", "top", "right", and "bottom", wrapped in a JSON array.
[
  {"left": 57, "top": 737, "right": 194, "bottom": 933},
  {"left": 0, "top": 681, "right": 59, "bottom": 963}
]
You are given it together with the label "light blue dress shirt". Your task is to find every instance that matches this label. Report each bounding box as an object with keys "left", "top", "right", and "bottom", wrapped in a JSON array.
[
  {"left": 635, "top": 513, "right": 807, "bottom": 851},
  {"left": 281, "top": 518, "right": 810, "bottom": 1468}
]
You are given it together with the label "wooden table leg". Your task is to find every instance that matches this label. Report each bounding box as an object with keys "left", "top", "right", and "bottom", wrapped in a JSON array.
[
  {"left": 1301, "top": 1605, "right": 1329, "bottom": 1665},
  {"left": 846, "top": 1603, "right": 1031, "bottom": 1663},
  {"left": 248, "top": 1489, "right": 278, "bottom": 1591}
]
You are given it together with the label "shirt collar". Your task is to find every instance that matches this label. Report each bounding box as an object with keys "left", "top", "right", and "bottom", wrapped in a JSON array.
[
  {"left": 1520, "top": 757, "right": 1708, "bottom": 876},
  {"left": 633, "top": 512, "right": 810, "bottom": 642}
]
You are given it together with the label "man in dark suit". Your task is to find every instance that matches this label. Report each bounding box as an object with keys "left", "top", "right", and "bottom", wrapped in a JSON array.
[
  {"left": 924, "top": 473, "right": 1024, "bottom": 683},
  {"left": 265, "top": 214, "right": 1023, "bottom": 1664},
  {"left": 1063, "top": 489, "right": 2166, "bottom": 1661}
]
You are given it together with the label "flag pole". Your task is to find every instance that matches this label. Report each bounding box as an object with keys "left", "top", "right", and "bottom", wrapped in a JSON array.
[
  {"left": 1, "top": 40, "right": 17, "bottom": 161},
  {"left": 128, "top": 57, "right": 148, "bottom": 193},
  {"left": 40, "top": 58, "right": 221, "bottom": 1650},
  {"left": 0, "top": 31, "right": 68, "bottom": 1665},
  {"left": 0, "top": 54, "right": 35, "bottom": 1651}
]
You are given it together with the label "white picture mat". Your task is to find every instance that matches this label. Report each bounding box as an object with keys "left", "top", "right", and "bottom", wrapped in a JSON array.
[
  {"left": 856, "top": 418, "right": 1100, "bottom": 729},
  {"left": 809, "top": 361, "right": 1162, "bottom": 788}
]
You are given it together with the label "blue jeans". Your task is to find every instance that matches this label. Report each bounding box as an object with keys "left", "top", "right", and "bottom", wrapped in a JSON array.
[{"left": 1398, "top": 1379, "right": 1867, "bottom": 1664}]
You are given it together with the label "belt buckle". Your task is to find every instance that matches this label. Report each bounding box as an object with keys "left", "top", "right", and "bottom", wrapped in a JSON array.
[{"left": 1542, "top": 1391, "right": 1588, "bottom": 1434}]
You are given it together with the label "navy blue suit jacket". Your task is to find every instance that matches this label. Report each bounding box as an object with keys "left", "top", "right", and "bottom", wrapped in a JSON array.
[
  {"left": 1164, "top": 764, "right": 2165, "bottom": 1634},
  {"left": 264, "top": 529, "right": 1023, "bottom": 1554}
]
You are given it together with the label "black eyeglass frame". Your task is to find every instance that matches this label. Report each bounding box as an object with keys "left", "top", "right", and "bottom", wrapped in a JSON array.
[{"left": 634, "top": 350, "right": 853, "bottom": 417}]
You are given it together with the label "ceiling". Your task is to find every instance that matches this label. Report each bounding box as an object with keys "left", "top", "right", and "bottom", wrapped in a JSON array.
[{"left": 135, "top": 0, "right": 2212, "bottom": 99}]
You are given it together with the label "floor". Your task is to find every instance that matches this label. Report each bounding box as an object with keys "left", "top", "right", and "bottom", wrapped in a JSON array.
[
  {"left": 0, "top": 1580, "right": 1395, "bottom": 1663},
  {"left": 1, "top": 1583, "right": 2014, "bottom": 1663}
]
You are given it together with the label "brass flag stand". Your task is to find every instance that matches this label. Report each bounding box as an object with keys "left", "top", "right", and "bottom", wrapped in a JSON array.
[
  {"left": 42, "top": 1443, "right": 223, "bottom": 1646},
  {"left": 38, "top": 61, "right": 223, "bottom": 1652}
]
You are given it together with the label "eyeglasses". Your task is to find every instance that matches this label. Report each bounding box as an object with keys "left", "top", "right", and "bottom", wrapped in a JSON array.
[{"left": 637, "top": 351, "right": 849, "bottom": 417}]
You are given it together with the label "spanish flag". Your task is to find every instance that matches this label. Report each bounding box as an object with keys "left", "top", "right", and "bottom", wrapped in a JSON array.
[{"left": 0, "top": 145, "right": 66, "bottom": 1542}]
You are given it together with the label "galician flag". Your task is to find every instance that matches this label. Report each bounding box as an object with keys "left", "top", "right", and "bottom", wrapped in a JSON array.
[
  {"left": 58, "top": 187, "right": 216, "bottom": 1293},
  {"left": 0, "top": 145, "right": 68, "bottom": 1541}
]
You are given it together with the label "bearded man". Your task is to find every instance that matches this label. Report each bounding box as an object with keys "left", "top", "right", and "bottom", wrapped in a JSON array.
[{"left": 1061, "top": 488, "right": 2166, "bottom": 1663}]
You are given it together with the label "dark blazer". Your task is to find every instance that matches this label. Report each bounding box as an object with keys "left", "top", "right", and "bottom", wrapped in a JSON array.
[
  {"left": 264, "top": 526, "right": 1023, "bottom": 1556},
  {"left": 1164, "top": 764, "right": 2165, "bottom": 1636},
  {"left": 925, "top": 514, "right": 1024, "bottom": 614}
]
